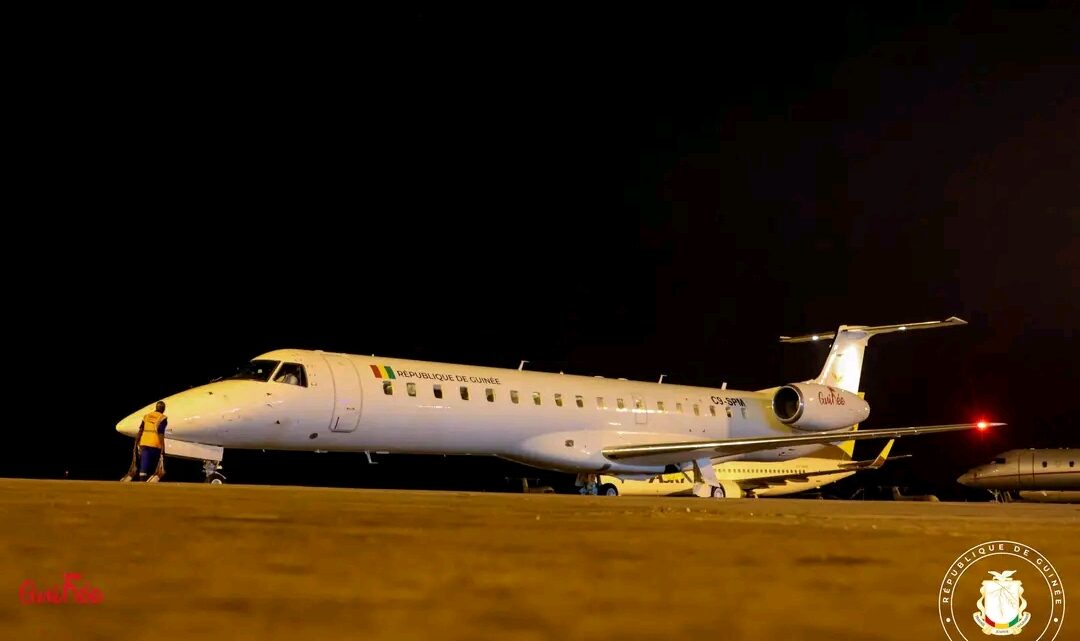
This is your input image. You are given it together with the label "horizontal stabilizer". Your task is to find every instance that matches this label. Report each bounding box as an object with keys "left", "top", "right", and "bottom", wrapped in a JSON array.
[{"left": 779, "top": 316, "right": 966, "bottom": 343}]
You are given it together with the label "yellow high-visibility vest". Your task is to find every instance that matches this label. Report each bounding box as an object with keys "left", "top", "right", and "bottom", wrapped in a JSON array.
[{"left": 139, "top": 411, "right": 166, "bottom": 449}]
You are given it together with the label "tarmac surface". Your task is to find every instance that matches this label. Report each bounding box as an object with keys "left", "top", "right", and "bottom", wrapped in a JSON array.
[{"left": 1, "top": 479, "right": 1076, "bottom": 641}]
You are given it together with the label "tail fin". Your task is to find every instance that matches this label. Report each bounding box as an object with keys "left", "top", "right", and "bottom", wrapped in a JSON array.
[{"left": 779, "top": 317, "right": 967, "bottom": 393}]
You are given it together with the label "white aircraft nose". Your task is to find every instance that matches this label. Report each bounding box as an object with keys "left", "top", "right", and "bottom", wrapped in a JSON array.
[
  {"left": 957, "top": 471, "right": 974, "bottom": 486},
  {"left": 116, "top": 407, "right": 150, "bottom": 437},
  {"left": 116, "top": 386, "right": 226, "bottom": 441}
]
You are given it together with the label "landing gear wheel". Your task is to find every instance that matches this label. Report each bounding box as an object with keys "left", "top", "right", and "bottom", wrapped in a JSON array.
[
  {"left": 600, "top": 483, "right": 619, "bottom": 496},
  {"left": 711, "top": 485, "right": 726, "bottom": 498},
  {"left": 576, "top": 473, "right": 600, "bottom": 495},
  {"left": 202, "top": 460, "right": 225, "bottom": 484}
]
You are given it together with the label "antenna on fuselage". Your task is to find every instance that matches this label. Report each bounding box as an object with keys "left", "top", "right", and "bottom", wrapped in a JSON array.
[
  {"left": 519, "top": 360, "right": 529, "bottom": 371},
  {"left": 658, "top": 374, "right": 666, "bottom": 384},
  {"left": 721, "top": 382, "right": 728, "bottom": 389}
]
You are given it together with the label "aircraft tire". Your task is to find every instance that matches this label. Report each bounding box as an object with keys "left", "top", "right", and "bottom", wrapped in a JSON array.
[
  {"left": 206, "top": 472, "right": 226, "bottom": 485},
  {"left": 711, "top": 485, "right": 726, "bottom": 498},
  {"left": 600, "top": 483, "right": 618, "bottom": 496}
]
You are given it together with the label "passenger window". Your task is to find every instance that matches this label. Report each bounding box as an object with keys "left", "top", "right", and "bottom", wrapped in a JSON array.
[
  {"left": 407, "top": 382, "right": 416, "bottom": 397},
  {"left": 460, "top": 386, "right": 470, "bottom": 401},
  {"left": 273, "top": 362, "right": 307, "bottom": 387},
  {"left": 555, "top": 393, "right": 563, "bottom": 407},
  {"left": 533, "top": 392, "right": 541, "bottom": 406},
  {"left": 575, "top": 395, "right": 584, "bottom": 408},
  {"left": 433, "top": 384, "right": 443, "bottom": 399},
  {"left": 1042, "top": 461, "right": 1048, "bottom": 468},
  {"left": 634, "top": 398, "right": 644, "bottom": 412},
  {"left": 725, "top": 407, "right": 732, "bottom": 418},
  {"left": 1070, "top": 461, "right": 1075, "bottom": 468},
  {"left": 656, "top": 401, "right": 665, "bottom": 412},
  {"left": 486, "top": 388, "right": 495, "bottom": 402},
  {"left": 617, "top": 398, "right": 625, "bottom": 410},
  {"left": 693, "top": 404, "right": 700, "bottom": 416},
  {"left": 740, "top": 407, "right": 747, "bottom": 419},
  {"left": 383, "top": 381, "right": 393, "bottom": 395},
  {"left": 709, "top": 405, "right": 716, "bottom": 417},
  {"left": 596, "top": 397, "right": 605, "bottom": 410},
  {"left": 511, "top": 390, "right": 519, "bottom": 404},
  {"left": 676, "top": 402, "right": 683, "bottom": 413}
]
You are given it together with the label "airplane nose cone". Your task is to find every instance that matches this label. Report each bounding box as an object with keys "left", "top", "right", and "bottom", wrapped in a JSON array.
[
  {"left": 957, "top": 471, "right": 973, "bottom": 486},
  {"left": 116, "top": 407, "right": 150, "bottom": 437}
]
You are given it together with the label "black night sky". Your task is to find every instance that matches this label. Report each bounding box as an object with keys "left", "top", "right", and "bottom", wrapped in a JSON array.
[{"left": 9, "top": 5, "right": 1078, "bottom": 497}]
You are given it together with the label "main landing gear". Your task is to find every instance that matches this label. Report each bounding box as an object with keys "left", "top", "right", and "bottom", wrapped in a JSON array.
[
  {"left": 575, "top": 474, "right": 619, "bottom": 497},
  {"left": 576, "top": 473, "right": 600, "bottom": 495},
  {"left": 202, "top": 460, "right": 226, "bottom": 485}
]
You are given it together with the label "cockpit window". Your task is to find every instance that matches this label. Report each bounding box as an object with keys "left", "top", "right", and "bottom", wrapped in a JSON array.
[
  {"left": 227, "top": 359, "right": 280, "bottom": 382},
  {"left": 993, "top": 458, "right": 1006, "bottom": 464},
  {"left": 273, "top": 362, "right": 307, "bottom": 387}
]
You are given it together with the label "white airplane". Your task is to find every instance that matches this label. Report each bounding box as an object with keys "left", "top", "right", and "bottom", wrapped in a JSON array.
[
  {"left": 597, "top": 437, "right": 898, "bottom": 497},
  {"left": 958, "top": 448, "right": 1080, "bottom": 502},
  {"left": 116, "top": 316, "right": 999, "bottom": 496}
]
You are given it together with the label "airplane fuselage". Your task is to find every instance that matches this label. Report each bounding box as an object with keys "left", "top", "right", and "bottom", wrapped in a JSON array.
[
  {"left": 958, "top": 449, "right": 1080, "bottom": 491},
  {"left": 117, "top": 349, "right": 845, "bottom": 474},
  {"left": 600, "top": 456, "right": 855, "bottom": 497}
]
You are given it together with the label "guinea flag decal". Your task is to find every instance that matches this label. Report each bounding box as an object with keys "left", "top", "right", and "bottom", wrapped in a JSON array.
[{"left": 370, "top": 364, "right": 396, "bottom": 379}]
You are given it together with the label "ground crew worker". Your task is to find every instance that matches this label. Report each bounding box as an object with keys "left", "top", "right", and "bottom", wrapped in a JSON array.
[{"left": 135, "top": 401, "right": 168, "bottom": 481}]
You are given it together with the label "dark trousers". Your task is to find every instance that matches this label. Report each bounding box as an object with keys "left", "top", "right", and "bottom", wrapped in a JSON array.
[{"left": 138, "top": 446, "right": 161, "bottom": 478}]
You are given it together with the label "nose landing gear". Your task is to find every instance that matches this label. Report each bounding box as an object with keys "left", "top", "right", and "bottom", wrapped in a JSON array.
[{"left": 202, "top": 460, "right": 226, "bottom": 485}]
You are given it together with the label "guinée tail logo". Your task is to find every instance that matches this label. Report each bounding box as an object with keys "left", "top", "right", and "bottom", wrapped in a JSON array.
[{"left": 817, "top": 386, "right": 846, "bottom": 405}]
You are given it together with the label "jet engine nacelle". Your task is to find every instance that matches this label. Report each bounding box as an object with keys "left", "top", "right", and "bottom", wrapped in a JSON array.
[
  {"left": 771, "top": 383, "right": 870, "bottom": 431},
  {"left": 714, "top": 480, "right": 745, "bottom": 499}
]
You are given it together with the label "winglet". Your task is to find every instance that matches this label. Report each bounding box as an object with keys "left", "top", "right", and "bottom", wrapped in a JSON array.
[
  {"left": 868, "top": 439, "right": 895, "bottom": 469},
  {"left": 839, "top": 438, "right": 895, "bottom": 470}
]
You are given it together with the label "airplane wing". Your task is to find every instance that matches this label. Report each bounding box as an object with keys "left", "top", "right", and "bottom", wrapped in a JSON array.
[
  {"left": 730, "top": 440, "right": 897, "bottom": 490},
  {"left": 602, "top": 423, "right": 1000, "bottom": 468},
  {"left": 737, "top": 467, "right": 859, "bottom": 489},
  {"left": 838, "top": 438, "right": 894, "bottom": 470}
]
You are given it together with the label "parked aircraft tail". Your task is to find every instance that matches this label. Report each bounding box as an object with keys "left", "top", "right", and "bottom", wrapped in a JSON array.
[{"left": 780, "top": 317, "right": 967, "bottom": 393}]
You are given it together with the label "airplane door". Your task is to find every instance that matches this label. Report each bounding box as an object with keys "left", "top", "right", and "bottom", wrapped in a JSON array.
[
  {"left": 326, "top": 355, "right": 363, "bottom": 432},
  {"left": 632, "top": 394, "right": 647, "bottom": 425},
  {"left": 1020, "top": 450, "right": 1034, "bottom": 490}
]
